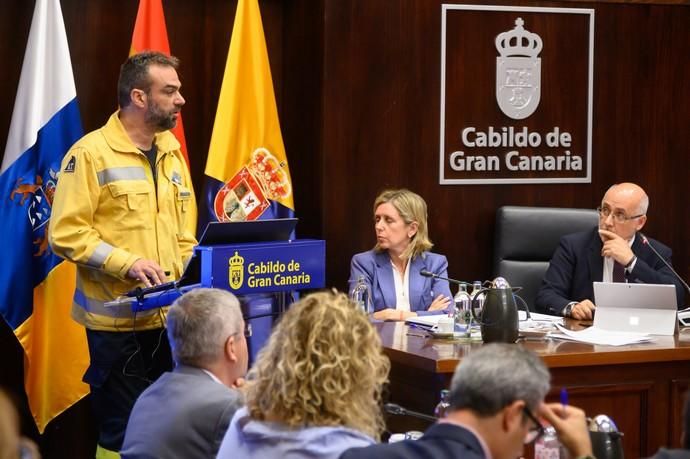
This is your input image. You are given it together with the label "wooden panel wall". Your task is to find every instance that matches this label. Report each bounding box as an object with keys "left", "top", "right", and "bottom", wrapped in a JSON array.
[
  {"left": 321, "top": 0, "right": 690, "bottom": 293},
  {"left": 0, "top": 0, "right": 688, "bottom": 457}
]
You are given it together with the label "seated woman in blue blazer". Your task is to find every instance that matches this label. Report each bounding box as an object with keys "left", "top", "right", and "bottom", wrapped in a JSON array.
[{"left": 349, "top": 189, "right": 453, "bottom": 321}]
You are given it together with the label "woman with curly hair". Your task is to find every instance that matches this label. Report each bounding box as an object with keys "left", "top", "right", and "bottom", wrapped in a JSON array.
[{"left": 217, "top": 290, "right": 390, "bottom": 459}]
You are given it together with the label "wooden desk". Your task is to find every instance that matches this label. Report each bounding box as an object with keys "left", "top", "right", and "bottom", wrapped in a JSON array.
[{"left": 378, "top": 321, "right": 690, "bottom": 458}]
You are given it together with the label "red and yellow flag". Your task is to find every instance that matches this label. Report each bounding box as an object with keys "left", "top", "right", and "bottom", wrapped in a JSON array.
[
  {"left": 200, "top": 0, "right": 294, "bottom": 227},
  {"left": 129, "top": 0, "right": 189, "bottom": 166}
]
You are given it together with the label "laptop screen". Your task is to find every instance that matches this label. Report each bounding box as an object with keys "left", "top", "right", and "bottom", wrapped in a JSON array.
[
  {"left": 198, "top": 218, "right": 297, "bottom": 246},
  {"left": 593, "top": 282, "right": 677, "bottom": 311},
  {"left": 593, "top": 282, "right": 678, "bottom": 335}
]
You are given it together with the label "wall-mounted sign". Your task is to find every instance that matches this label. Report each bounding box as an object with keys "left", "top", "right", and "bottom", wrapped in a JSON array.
[{"left": 439, "top": 5, "right": 594, "bottom": 184}]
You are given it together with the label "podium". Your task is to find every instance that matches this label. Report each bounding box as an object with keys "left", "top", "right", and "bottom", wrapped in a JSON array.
[
  {"left": 126, "top": 238, "right": 326, "bottom": 312},
  {"left": 120, "top": 237, "right": 325, "bottom": 361}
]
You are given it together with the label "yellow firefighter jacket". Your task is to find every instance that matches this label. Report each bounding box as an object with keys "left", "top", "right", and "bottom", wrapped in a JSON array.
[{"left": 49, "top": 111, "right": 197, "bottom": 331}]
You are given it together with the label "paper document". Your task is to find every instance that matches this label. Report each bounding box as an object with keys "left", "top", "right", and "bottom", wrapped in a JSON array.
[
  {"left": 527, "top": 312, "right": 565, "bottom": 322},
  {"left": 405, "top": 314, "right": 447, "bottom": 329},
  {"left": 518, "top": 312, "right": 563, "bottom": 335},
  {"left": 679, "top": 308, "right": 690, "bottom": 327},
  {"left": 551, "top": 324, "right": 653, "bottom": 346}
]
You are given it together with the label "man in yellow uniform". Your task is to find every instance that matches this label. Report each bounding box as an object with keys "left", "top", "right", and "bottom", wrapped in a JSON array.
[{"left": 49, "top": 51, "right": 197, "bottom": 456}]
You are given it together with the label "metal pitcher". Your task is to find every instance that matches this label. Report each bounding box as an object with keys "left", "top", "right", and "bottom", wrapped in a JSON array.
[{"left": 471, "top": 277, "right": 528, "bottom": 343}]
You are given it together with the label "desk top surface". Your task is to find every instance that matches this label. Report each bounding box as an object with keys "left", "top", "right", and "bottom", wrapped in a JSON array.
[{"left": 377, "top": 321, "right": 690, "bottom": 373}]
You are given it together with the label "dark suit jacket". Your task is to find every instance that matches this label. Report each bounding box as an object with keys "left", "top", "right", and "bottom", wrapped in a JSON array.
[
  {"left": 535, "top": 228, "right": 686, "bottom": 315},
  {"left": 349, "top": 250, "right": 453, "bottom": 315},
  {"left": 341, "top": 423, "right": 486, "bottom": 459},
  {"left": 645, "top": 448, "right": 690, "bottom": 459},
  {"left": 121, "top": 365, "right": 242, "bottom": 459}
]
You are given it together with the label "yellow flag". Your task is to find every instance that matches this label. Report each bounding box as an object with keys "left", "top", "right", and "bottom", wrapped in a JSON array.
[{"left": 201, "top": 0, "right": 294, "bottom": 225}]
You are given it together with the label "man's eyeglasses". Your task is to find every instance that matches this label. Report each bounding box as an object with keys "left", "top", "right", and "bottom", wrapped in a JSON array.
[
  {"left": 523, "top": 406, "right": 545, "bottom": 444},
  {"left": 234, "top": 323, "right": 252, "bottom": 339},
  {"left": 596, "top": 206, "right": 644, "bottom": 224}
]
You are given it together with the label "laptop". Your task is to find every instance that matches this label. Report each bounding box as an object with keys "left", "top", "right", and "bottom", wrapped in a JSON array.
[
  {"left": 127, "top": 218, "right": 298, "bottom": 294},
  {"left": 593, "top": 282, "right": 678, "bottom": 335},
  {"left": 198, "top": 218, "right": 297, "bottom": 246}
]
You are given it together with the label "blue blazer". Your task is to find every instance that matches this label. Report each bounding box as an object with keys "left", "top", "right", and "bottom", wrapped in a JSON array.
[
  {"left": 349, "top": 250, "right": 453, "bottom": 315},
  {"left": 535, "top": 228, "right": 686, "bottom": 315}
]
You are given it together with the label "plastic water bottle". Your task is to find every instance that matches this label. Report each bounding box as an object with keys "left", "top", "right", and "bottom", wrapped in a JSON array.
[
  {"left": 433, "top": 389, "right": 451, "bottom": 418},
  {"left": 453, "top": 284, "right": 472, "bottom": 335},
  {"left": 534, "top": 425, "right": 569, "bottom": 459},
  {"left": 471, "top": 281, "right": 485, "bottom": 318},
  {"left": 351, "top": 276, "right": 373, "bottom": 314}
]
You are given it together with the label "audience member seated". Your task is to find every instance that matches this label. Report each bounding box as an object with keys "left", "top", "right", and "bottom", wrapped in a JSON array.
[
  {"left": 536, "top": 182, "right": 686, "bottom": 319},
  {"left": 120, "top": 288, "right": 247, "bottom": 459},
  {"left": 341, "top": 343, "right": 594, "bottom": 459},
  {"left": 0, "top": 389, "right": 40, "bottom": 459},
  {"left": 646, "top": 390, "right": 690, "bottom": 459},
  {"left": 217, "top": 290, "right": 390, "bottom": 459},
  {"left": 349, "top": 188, "right": 453, "bottom": 321}
]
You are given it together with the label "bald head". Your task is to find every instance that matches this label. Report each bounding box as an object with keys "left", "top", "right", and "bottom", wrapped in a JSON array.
[
  {"left": 599, "top": 182, "right": 648, "bottom": 240},
  {"left": 604, "top": 183, "right": 649, "bottom": 216}
]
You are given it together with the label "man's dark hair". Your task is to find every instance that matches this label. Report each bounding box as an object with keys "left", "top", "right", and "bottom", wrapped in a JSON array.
[{"left": 117, "top": 51, "right": 180, "bottom": 108}]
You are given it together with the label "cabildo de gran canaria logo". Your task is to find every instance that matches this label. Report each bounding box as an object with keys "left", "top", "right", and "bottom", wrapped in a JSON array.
[
  {"left": 228, "top": 250, "right": 312, "bottom": 290},
  {"left": 495, "top": 18, "right": 543, "bottom": 120},
  {"left": 228, "top": 251, "right": 245, "bottom": 289}
]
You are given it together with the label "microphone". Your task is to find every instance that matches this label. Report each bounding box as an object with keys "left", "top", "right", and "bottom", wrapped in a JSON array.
[
  {"left": 384, "top": 403, "right": 437, "bottom": 423},
  {"left": 639, "top": 233, "right": 690, "bottom": 294},
  {"left": 419, "top": 270, "right": 471, "bottom": 286},
  {"left": 125, "top": 280, "right": 178, "bottom": 302}
]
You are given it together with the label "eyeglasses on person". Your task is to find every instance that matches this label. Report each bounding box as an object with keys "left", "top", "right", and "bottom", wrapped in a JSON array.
[
  {"left": 596, "top": 206, "right": 644, "bottom": 224},
  {"left": 523, "top": 405, "right": 546, "bottom": 444},
  {"left": 234, "top": 323, "right": 252, "bottom": 339}
]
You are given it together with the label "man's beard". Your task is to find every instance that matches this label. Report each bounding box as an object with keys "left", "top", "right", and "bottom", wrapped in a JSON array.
[{"left": 145, "top": 100, "right": 178, "bottom": 131}]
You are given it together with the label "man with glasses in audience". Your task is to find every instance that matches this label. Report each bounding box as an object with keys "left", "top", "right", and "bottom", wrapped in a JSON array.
[
  {"left": 121, "top": 288, "right": 248, "bottom": 459},
  {"left": 536, "top": 182, "right": 685, "bottom": 319},
  {"left": 341, "top": 344, "right": 594, "bottom": 459}
]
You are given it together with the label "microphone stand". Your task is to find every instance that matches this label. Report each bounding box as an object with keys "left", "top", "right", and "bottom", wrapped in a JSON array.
[
  {"left": 384, "top": 403, "right": 437, "bottom": 423},
  {"left": 639, "top": 233, "right": 690, "bottom": 294},
  {"left": 419, "top": 270, "right": 472, "bottom": 287}
]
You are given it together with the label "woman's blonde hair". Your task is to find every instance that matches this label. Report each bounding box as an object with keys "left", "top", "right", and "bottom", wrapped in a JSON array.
[
  {"left": 373, "top": 188, "right": 433, "bottom": 260},
  {"left": 244, "top": 291, "right": 390, "bottom": 440}
]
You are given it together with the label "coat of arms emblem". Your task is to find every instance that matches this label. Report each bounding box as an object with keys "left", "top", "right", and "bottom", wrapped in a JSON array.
[
  {"left": 228, "top": 251, "right": 245, "bottom": 289},
  {"left": 214, "top": 148, "right": 292, "bottom": 222},
  {"left": 495, "top": 18, "right": 543, "bottom": 120}
]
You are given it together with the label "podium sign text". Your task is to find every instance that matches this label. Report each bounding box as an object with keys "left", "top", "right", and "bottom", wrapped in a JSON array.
[{"left": 198, "top": 239, "right": 326, "bottom": 295}]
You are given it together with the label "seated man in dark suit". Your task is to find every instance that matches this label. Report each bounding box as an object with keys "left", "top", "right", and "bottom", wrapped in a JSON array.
[
  {"left": 536, "top": 182, "right": 686, "bottom": 319},
  {"left": 120, "top": 288, "right": 247, "bottom": 459},
  {"left": 341, "top": 344, "right": 594, "bottom": 459}
]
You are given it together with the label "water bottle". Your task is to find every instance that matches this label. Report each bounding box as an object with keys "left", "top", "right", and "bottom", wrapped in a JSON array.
[
  {"left": 471, "top": 281, "right": 485, "bottom": 318},
  {"left": 351, "top": 275, "right": 373, "bottom": 314},
  {"left": 453, "top": 284, "right": 472, "bottom": 335},
  {"left": 534, "top": 425, "right": 569, "bottom": 459},
  {"left": 433, "top": 389, "right": 451, "bottom": 418}
]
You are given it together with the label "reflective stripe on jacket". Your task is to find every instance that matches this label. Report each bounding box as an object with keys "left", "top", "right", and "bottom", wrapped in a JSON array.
[{"left": 49, "top": 111, "right": 197, "bottom": 331}]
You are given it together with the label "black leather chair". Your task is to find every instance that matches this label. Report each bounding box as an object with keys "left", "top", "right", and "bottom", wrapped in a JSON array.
[{"left": 492, "top": 206, "right": 599, "bottom": 311}]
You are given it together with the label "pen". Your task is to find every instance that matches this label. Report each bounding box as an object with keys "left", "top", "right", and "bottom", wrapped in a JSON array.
[{"left": 560, "top": 387, "right": 569, "bottom": 417}]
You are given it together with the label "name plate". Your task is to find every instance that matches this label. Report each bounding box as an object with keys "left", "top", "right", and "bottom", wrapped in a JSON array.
[{"left": 199, "top": 239, "right": 326, "bottom": 294}]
